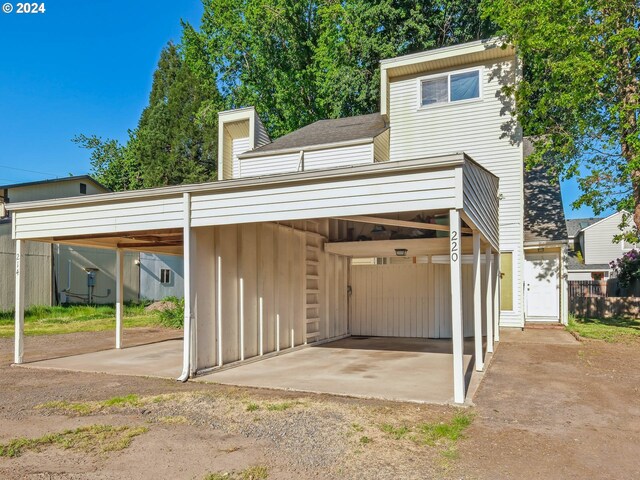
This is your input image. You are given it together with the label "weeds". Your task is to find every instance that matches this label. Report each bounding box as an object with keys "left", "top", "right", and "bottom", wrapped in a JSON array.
[
  {"left": 359, "top": 436, "right": 372, "bottom": 444},
  {"left": 0, "top": 425, "right": 147, "bottom": 458},
  {"left": 204, "top": 465, "right": 268, "bottom": 480},
  {"left": 157, "top": 297, "right": 185, "bottom": 328},
  {"left": 246, "top": 402, "right": 260, "bottom": 412},
  {"left": 36, "top": 393, "right": 162, "bottom": 415},
  {"left": 265, "top": 402, "right": 293, "bottom": 411},
  {"left": 418, "top": 412, "right": 474, "bottom": 445},
  {"left": 380, "top": 423, "right": 410, "bottom": 440}
]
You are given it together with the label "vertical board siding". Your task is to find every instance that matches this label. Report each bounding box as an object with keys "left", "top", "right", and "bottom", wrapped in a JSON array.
[
  {"left": 351, "top": 262, "right": 482, "bottom": 338},
  {"left": 388, "top": 56, "right": 523, "bottom": 326},
  {"left": 194, "top": 222, "right": 309, "bottom": 370}
]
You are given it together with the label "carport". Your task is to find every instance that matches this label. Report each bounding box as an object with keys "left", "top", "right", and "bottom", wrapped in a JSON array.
[{"left": 8, "top": 154, "right": 500, "bottom": 404}]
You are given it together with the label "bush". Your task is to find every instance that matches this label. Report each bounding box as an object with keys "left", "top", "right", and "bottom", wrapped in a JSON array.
[
  {"left": 610, "top": 249, "right": 640, "bottom": 287},
  {"left": 157, "top": 297, "right": 184, "bottom": 328}
]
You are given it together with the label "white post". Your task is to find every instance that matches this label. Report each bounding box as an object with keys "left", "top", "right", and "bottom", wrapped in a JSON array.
[
  {"left": 276, "top": 314, "right": 280, "bottom": 352},
  {"left": 178, "top": 193, "right": 193, "bottom": 381},
  {"left": 239, "top": 278, "right": 244, "bottom": 362},
  {"left": 14, "top": 240, "right": 25, "bottom": 365},
  {"left": 115, "top": 248, "right": 124, "bottom": 349},
  {"left": 216, "top": 255, "right": 223, "bottom": 367},
  {"left": 494, "top": 253, "right": 500, "bottom": 342},
  {"left": 472, "top": 230, "right": 484, "bottom": 371},
  {"left": 485, "top": 246, "right": 494, "bottom": 354},
  {"left": 449, "top": 209, "right": 465, "bottom": 404},
  {"left": 258, "top": 297, "right": 264, "bottom": 356}
]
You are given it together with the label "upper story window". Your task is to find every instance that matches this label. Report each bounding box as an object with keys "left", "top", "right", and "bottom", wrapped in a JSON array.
[
  {"left": 79, "top": 183, "right": 87, "bottom": 194},
  {"left": 420, "top": 68, "right": 482, "bottom": 108}
]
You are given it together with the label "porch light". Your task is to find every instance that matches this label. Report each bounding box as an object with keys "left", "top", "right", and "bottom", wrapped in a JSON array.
[{"left": 395, "top": 248, "right": 408, "bottom": 257}]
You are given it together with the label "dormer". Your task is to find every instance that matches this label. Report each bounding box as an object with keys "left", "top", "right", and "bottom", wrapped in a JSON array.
[
  {"left": 379, "top": 38, "right": 518, "bottom": 162},
  {"left": 217, "top": 106, "right": 271, "bottom": 180}
]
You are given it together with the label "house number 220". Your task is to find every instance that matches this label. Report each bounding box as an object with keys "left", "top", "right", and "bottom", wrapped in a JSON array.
[{"left": 450, "top": 230, "right": 459, "bottom": 262}]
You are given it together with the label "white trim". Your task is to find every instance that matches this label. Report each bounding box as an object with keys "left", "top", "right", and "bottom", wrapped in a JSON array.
[
  {"left": 238, "top": 137, "right": 377, "bottom": 159},
  {"left": 416, "top": 66, "right": 483, "bottom": 110},
  {"left": 579, "top": 210, "right": 629, "bottom": 233}
]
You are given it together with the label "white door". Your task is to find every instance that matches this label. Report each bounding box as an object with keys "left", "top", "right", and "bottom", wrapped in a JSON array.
[{"left": 524, "top": 253, "right": 560, "bottom": 320}]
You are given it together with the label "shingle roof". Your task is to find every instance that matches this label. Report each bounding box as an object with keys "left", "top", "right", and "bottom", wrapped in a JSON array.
[
  {"left": 566, "top": 250, "right": 610, "bottom": 271},
  {"left": 523, "top": 138, "right": 568, "bottom": 244},
  {"left": 239, "top": 113, "right": 388, "bottom": 157},
  {"left": 566, "top": 217, "right": 601, "bottom": 238}
]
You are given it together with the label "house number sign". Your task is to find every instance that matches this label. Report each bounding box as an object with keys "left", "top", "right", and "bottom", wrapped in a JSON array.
[{"left": 450, "top": 230, "right": 459, "bottom": 262}]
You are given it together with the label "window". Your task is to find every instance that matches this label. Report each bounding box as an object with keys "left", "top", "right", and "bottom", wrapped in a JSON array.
[
  {"left": 79, "top": 183, "right": 87, "bottom": 194},
  {"left": 160, "top": 269, "right": 171, "bottom": 284},
  {"left": 500, "top": 252, "right": 513, "bottom": 311},
  {"left": 420, "top": 68, "right": 481, "bottom": 107}
]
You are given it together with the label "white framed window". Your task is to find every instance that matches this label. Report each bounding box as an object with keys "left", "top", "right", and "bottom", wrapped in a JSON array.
[
  {"left": 418, "top": 67, "right": 482, "bottom": 108},
  {"left": 160, "top": 268, "right": 171, "bottom": 284}
]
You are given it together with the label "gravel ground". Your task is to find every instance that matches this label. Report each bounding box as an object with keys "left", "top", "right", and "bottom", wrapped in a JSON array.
[{"left": 1, "top": 328, "right": 639, "bottom": 479}]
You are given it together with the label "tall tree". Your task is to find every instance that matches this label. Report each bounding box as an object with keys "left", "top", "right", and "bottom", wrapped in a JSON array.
[
  {"left": 482, "top": 0, "right": 640, "bottom": 237},
  {"left": 201, "top": 0, "right": 496, "bottom": 138}
]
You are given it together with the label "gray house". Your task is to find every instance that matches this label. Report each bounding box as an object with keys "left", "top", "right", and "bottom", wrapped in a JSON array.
[{"left": 566, "top": 211, "right": 637, "bottom": 281}]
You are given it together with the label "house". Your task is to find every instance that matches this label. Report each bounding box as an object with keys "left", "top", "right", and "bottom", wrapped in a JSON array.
[
  {"left": 566, "top": 211, "right": 636, "bottom": 281},
  {"left": 6, "top": 38, "right": 568, "bottom": 404},
  {"left": 0, "top": 176, "right": 182, "bottom": 309}
]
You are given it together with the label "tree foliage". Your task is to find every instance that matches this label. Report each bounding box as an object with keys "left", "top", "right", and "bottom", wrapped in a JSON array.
[
  {"left": 482, "top": 0, "right": 640, "bottom": 237},
  {"left": 79, "top": 0, "right": 494, "bottom": 190}
]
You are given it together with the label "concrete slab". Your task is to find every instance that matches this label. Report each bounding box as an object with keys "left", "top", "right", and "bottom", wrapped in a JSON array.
[
  {"left": 499, "top": 328, "right": 579, "bottom": 345},
  {"left": 197, "top": 337, "right": 478, "bottom": 404},
  {"left": 22, "top": 339, "right": 183, "bottom": 378}
]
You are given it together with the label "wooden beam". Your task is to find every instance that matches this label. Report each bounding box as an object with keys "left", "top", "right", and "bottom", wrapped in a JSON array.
[
  {"left": 334, "top": 215, "right": 473, "bottom": 234},
  {"left": 116, "top": 241, "right": 183, "bottom": 249},
  {"left": 325, "top": 236, "right": 474, "bottom": 258},
  {"left": 52, "top": 228, "right": 183, "bottom": 242}
]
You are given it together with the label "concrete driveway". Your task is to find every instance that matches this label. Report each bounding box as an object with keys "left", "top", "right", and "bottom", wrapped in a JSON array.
[{"left": 199, "top": 336, "right": 479, "bottom": 404}]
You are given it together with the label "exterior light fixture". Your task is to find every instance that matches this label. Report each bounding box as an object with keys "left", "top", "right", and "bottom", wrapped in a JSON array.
[{"left": 395, "top": 248, "right": 408, "bottom": 257}]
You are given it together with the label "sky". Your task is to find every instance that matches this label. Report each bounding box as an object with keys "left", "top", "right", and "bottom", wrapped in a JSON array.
[{"left": 0, "top": 0, "right": 599, "bottom": 219}]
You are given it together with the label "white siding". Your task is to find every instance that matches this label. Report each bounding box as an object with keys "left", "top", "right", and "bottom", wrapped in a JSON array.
[
  {"left": 388, "top": 56, "right": 523, "bottom": 326},
  {"left": 14, "top": 196, "right": 184, "bottom": 239},
  {"left": 239, "top": 152, "right": 300, "bottom": 177},
  {"left": 303, "top": 143, "right": 373, "bottom": 170},
  {"left": 6, "top": 180, "right": 105, "bottom": 203},
  {"left": 232, "top": 137, "right": 251, "bottom": 178},
  {"left": 583, "top": 212, "right": 634, "bottom": 264},
  {"left": 255, "top": 116, "right": 271, "bottom": 148},
  {"left": 190, "top": 169, "right": 458, "bottom": 227},
  {"left": 463, "top": 160, "right": 500, "bottom": 248}
]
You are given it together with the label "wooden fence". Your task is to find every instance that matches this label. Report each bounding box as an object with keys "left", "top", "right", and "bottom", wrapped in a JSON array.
[
  {"left": 568, "top": 280, "right": 608, "bottom": 299},
  {"left": 570, "top": 296, "right": 640, "bottom": 319}
]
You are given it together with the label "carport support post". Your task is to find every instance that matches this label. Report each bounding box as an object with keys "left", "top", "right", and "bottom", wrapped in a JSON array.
[
  {"left": 493, "top": 253, "right": 500, "bottom": 342},
  {"left": 449, "top": 209, "right": 465, "bottom": 404},
  {"left": 115, "top": 248, "right": 123, "bottom": 349},
  {"left": 14, "top": 239, "right": 25, "bottom": 364},
  {"left": 178, "top": 192, "right": 193, "bottom": 381},
  {"left": 485, "top": 247, "right": 493, "bottom": 354},
  {"left": 472, "top": 230, "right": 484, "bottom": 371}
]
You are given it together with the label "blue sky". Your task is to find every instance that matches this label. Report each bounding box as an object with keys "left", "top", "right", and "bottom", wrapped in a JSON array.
[{"left": 0, "top": 1, "right": 596, "bottom": 219}]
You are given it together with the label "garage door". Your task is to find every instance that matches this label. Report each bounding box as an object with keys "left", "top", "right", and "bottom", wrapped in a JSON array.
[{"left": 350, "top": 262, "right": 480, "bottom": 338}]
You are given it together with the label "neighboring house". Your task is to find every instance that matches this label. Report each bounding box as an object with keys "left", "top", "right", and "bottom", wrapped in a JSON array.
[
  {"left": 566, "top": 211, "right": 636, "bottom": 280},
  {"left": 0, "top": 176, "right": 182, "bottom": 309},
  {"left": 8, "top": 38, "right": 567, "bottom": 404}
]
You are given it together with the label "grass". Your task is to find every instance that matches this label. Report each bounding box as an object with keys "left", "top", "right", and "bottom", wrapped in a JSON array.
[
  {"left": 567, "top": 314, "right": 640, "bottom": 342},
  {"left": 204, "top": 466, "right": 268, "bottom": 480},
  {"left": 264, "top": 402, "right": 294, "bottom": 411},
  {"left": 245, "top": 402, "right": 260, "bottom": 412},
  {"left": 0, "top": 424, "right": 147, "bottom": 458},
  {"left": 379, "top": 411, "right": 474, "bottom": 459},
  {"left": 0, "top": 303, "right": 169, "bottom": 338},
  {"left": 36, "top": 393, "right": 153, "bottom": 415}
]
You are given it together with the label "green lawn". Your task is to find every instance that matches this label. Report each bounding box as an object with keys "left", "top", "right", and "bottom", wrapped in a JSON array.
[
  {"left": 0, "top": 304, "right": 167, "bottom": 338},
  {"left": 567, "top": 314, "right": 640, "bottom": 342}
]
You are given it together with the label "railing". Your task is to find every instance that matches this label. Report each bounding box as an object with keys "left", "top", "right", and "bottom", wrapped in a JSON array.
[{"left": 568, "top": 280, "right": 607, "bottom": 299}]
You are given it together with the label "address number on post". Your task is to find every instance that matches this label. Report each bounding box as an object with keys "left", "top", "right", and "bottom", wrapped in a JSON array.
[{"left": 450, "top": 230, "right": 459, "bottom": 262}]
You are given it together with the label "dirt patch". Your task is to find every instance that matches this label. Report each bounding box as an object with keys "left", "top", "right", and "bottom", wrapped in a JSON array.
[
  {"left": 1, "top": 329, "right": 640, "bottom": 478},
  {"left": 144, "top": 301, "right": 176, "bottom": 313}
]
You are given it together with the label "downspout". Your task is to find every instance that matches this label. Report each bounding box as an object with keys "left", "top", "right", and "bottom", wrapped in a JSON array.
[{"left": 177, "top": 192, "right": 192, "bottom": 382}]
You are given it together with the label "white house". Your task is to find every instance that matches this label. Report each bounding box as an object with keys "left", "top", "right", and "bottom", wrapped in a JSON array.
[
  {"left": 566, "top": 211, "right": 637, "bottom": 281},
  {"left": 0, "top": 176, "right": 182, "bottom": 309},
  {"left": 7, "top": 38, "right": 568, "bottom": 404}
]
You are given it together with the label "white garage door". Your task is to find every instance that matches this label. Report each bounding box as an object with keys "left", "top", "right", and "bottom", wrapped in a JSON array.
[{"left": 350, "top": 262, "right": 481, "bottom": 338}]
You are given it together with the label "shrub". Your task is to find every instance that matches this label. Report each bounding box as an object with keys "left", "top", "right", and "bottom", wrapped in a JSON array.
[
  {"left": 158, "top": 297, "right": 184, "bottom": 328},
  {"left": 610, "top": 249, "right": 640, "bottom": 287}
]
